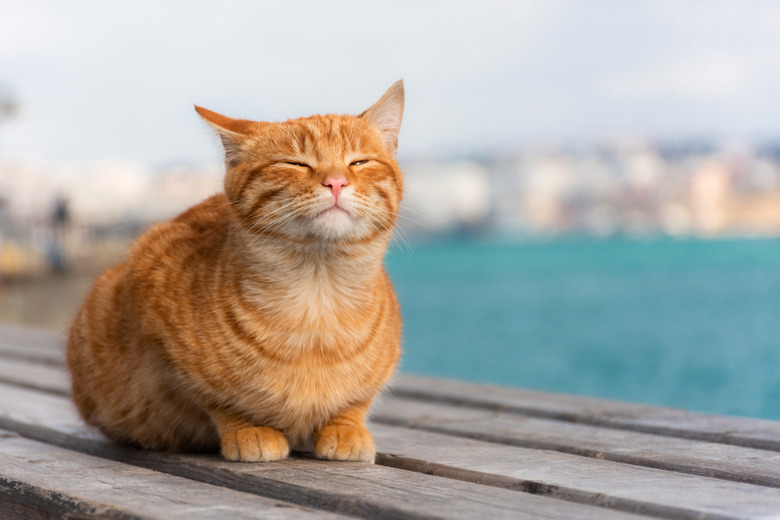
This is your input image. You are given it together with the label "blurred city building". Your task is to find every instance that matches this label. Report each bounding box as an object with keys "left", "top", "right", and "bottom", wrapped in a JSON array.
[
  {"left": 483, "top": 140, "right": 780, "bottom": 239},
  {"left": 2, "top": 140, "right": 780, "bottom": 278},
  {"left": 0, "top": 161, "right": 221, "bottom": 279}
]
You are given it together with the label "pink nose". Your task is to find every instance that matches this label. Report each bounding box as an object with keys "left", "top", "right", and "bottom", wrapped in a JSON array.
[{"left": 323, "top": 177, "right": 348, "bottom": 199}]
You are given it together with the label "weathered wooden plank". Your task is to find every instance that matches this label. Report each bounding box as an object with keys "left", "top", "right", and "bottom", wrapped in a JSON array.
[
  {"left": 373, "top": 397, "right": 780, "bottom": 489},
  {"left": 0, "top": 337, "right": 64, "bottom": 367},
  {"left": 0, "top": 357, "right": 69, "bottom": 395},
  {"left": 0, "top": 325, "right": 64, "bottom": 353},
  {"left": 393, "top": 374, "right": 780, "bottom": 451},
  {"left": 371, "top": 424, "right": 780, "bottom": 520},
  {"left": 0, "top": 383, "right": 646, "bottom": 520},
  {"left": 0, "top": 429, "right": 351, "bottom": 520}
]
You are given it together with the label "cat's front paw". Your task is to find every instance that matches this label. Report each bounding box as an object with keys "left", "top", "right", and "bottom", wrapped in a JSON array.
[
  {"left": 314, "top": 424, "right": 375, "bottom": 463},
  {"left": 221, "top": 426, "right": 290, "bottom": 462}
]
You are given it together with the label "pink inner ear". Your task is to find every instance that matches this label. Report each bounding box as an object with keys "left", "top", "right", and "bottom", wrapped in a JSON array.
[{"left": 361, "top": 81, "right": 404, "bottom": 151}]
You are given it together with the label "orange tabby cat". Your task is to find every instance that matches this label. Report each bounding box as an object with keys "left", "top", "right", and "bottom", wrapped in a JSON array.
[{"left": 67, "top": 81, "right": 404, "bottom": 463}]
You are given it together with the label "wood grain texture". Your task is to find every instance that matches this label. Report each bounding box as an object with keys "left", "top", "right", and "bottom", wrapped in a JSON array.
[
  {"left": 0, "top": 430, "right": 350, "bottom": 520},
  {"left": 373, "top": 397, "right": 780, "bottom": 489},
  {"left": 392, "top": 374, "right": 780, "bottom": 451},
  {"left": 0, "top": 337, "right": 64, "bottom": 367},
  {"left": 0, "top": 325, "right": 64, "bottom": 352},
  {"left": 0, "top": 357, "right": 69, "bottom": 396},
  {"left": 372, "top": 424, "right": 780, "bottom": 520},
  {"left": 0, "top": 383, "right": 647, "bottom": 520}
]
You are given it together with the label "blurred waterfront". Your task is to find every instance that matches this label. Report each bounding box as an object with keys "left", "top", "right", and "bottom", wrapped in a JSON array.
[{"left": 3, "top": 138, "right": 780, "bottom": 283}]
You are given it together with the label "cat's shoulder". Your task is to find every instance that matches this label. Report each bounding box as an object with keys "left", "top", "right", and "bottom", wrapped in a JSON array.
[
  {"left": 147, "top": 193, "right": 231, "bottom": 241},
  {"left": 129, "top": 194, "right": 231, "bottom": 262},
  {"left": 172, "top": 194, "right": 231, "bottom": 233}
]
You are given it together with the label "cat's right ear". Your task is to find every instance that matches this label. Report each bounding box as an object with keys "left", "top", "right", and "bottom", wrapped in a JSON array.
[
  {"left": 194, "top": 105, "right": 255, "bottom": 167},
  {"left": 360, "top": 80, "right": 405, "bottom": 155}
]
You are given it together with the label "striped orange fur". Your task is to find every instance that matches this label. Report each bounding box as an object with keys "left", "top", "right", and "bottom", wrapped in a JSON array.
[{"left": 67, "top": 81, "right": 405, "bottom": 463}]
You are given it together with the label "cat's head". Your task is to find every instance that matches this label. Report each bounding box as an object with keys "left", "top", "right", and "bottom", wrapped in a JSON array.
[{"left": 195, "top": 81, "right": 404, "bottom": 245}]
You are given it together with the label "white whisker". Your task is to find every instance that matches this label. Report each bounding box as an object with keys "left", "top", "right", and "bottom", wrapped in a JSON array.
[{"left": 349, "top": 197, "right": 412, "bottom": 253}]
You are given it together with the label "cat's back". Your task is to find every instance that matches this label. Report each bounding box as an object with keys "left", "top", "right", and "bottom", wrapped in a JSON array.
[
  {"left": 171, "top": 193, "right": 231, "bottom": 233},
  {"left": 120, "top": 193, "right": 230, "bottom": 294},
  {"left": 68, "top": 193, "right": 232, "bottom": 367},
  {"left": 67, "top": 194, "right": 234, "bottom": 448},
  {"left": 106, "top": 193, "right": 234, "bottom": 342}
]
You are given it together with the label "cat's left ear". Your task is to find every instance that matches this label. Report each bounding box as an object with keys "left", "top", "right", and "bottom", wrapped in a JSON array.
[
  {"left": 360, "top": 80, "right": 404, "bottom": 155},
  {"left": 194, "top": 105, "right": 257, "bottom": 167}
]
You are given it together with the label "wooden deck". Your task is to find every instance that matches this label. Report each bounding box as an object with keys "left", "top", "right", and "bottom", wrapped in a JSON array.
[{"left": 1, "top": 325, "right": 780, "bottom": 519}]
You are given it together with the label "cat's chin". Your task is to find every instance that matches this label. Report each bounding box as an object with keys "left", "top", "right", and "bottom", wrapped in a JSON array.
[{"left": 309, "top": 208, "right": 362, "bottom": 241}]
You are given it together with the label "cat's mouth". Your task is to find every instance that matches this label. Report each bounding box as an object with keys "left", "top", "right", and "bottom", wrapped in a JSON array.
[{"left": 318, "top": 205, "right": 350, "bottom": 217}]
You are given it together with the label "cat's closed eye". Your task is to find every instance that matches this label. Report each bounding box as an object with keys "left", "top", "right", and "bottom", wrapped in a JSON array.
[
  {"left": 350, "top": 159, "right": 369, "bottom": 166},
  {"left": 284, "top": 161, "right": 310, "bottom": 168}
]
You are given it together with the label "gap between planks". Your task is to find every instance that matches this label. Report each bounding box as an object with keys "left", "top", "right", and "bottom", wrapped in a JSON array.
[{"left": 391, "top": 374, "right": 780, "bottom": 452}]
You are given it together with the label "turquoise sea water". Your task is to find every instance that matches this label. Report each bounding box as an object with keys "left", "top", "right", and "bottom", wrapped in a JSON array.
[{"left": 385, "top": 237, "right": 780, "bottom": 420}]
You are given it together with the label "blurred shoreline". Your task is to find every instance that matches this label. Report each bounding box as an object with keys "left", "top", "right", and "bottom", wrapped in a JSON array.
[
  {"left": 3, "top": 140, "right": 780, "bottom": 245},
  {"left": 3, "top": 139, "right": 780, "bottom": 331},
  {"left": 0, "top": 234, "right": 129, "bottom": 332}
]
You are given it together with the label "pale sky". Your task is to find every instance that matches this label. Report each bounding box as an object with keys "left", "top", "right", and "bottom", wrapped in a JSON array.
[{"left": 2, "top": 0, "right": 780, "bottom": 166}]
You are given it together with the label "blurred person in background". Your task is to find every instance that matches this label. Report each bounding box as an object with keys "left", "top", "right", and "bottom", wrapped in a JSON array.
[{"left": 48, "top": 194, "right": 70, "bottom": 274}]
